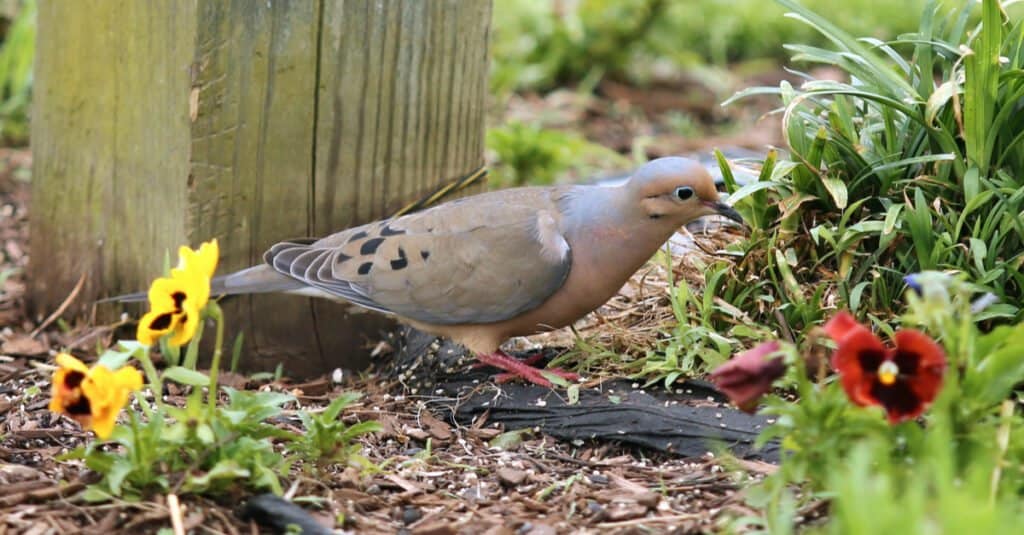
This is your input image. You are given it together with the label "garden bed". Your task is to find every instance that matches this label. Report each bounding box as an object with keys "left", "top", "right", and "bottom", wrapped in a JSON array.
[{"left": 0, "top": 149, "right": 787, "bottom": 533}]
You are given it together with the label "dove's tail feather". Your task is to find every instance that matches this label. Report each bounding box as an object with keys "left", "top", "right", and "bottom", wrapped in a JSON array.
[{"left": 101, "top": 265, "right": 308, "bottom": 304}]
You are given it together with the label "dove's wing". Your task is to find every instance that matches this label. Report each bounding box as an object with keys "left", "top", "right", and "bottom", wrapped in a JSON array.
[{"left": 264, "top": 187, "right": 576, "bottom": 325}]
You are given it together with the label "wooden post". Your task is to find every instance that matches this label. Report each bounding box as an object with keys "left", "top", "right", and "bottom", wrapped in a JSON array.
[{"left": 31, "top": 0, "right": 491, "bottom": 377}]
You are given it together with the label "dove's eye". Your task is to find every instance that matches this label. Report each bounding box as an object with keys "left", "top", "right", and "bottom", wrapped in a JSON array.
[{"left": 674, "top": 186, "right": 695, "bottom": 201}]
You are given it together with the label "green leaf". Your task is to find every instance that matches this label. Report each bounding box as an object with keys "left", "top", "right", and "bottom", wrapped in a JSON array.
[
  {"left": 963, "top": 324, "right": 1024, "bottom": 406},
  {"left": 81, "top": 486, "right": 115, "bottom": 503},
  {"left": 962, "top": 0, "right": 1003, "bottom": 176},
  {"left": 821, "top": 176, "right": 848, "bottom": 209},
  {"left": 714, "top": 149, "right": 739, "bottom": 194},
  {"left": 163, "top": 366, "right": 211, "bottom": 387},
  {"left": 489, "top": 428, "right": 532, "bottom": 450},
  {"left": 848, "top": 281, "right": 871, "bottom": 312},
  {"left": 728, "top": 180, "right": 781, "bottom": 209},
  {"left": 184, "top": 460, "right": 250, "bottom": 492},
  {"left": 964, "top": 166, "right": 981, "bottom": 204},
  {"left": 323, "top": 392, "right": 362, "bottom": 421},
  {"left": 106, "top": 457, "right": 134, "bottom": 497},
  {"left": 96, "top": 341, "right": 149, "bottom": 370},
  {"left": 925, "top": 80, "right": 959, "bottom": 125}
]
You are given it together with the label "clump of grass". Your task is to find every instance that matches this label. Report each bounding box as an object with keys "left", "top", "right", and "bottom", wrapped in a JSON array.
[{"left": 717, "top": 0, "right": 1024, "bottom": 341}]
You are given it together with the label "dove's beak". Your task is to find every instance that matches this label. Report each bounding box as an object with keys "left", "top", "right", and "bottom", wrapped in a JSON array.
[{"left": 707, "top": 201, "right": 744, "bottom": 225}]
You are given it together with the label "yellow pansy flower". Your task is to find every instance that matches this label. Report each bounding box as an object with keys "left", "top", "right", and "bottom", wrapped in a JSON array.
[
  {"left": 137, "top": 276, "right": 201, "bottom": 347},
  {"left": 136, "top": 239, "right": 219, "bottom": 347},
  {"left": 171, "top": 239, "right": 219, "bottom": 308},
  {"left": 49, "top": 353, "right": 143, "bottom": 439}
]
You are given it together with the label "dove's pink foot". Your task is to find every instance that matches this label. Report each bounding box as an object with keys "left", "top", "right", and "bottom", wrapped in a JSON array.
[{"left": 475, "top": 350, "right": 579, "bottom": 387}]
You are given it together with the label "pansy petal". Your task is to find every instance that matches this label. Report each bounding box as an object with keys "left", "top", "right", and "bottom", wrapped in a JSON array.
[
  {"left": 111, "top": 366, "right": 144, "bottom": 391},
  {"left": 89, "top": 404, "right": 118, "bottom": 439},
  {"left": 831, "top": 327, "right": 889, "bottom": 407},
  {"left": 167, "top": 304, "right": 201, "bottom": 348},
  {"left": 871, "top": 378, "right": 928, "bottom": 424},
  {"left": 137, "top": 309, "right": 175, "bottom": 345},
  {"left": 890, "top": 329, "right": 946, "bottom": 418},
  {"left": 50, "top": 354, "right": 89, "bottom": 414},
  {"left": 169, "top": 265, "right": 211, "bottom": 313},
  {"left": 173, "top": 240, "right": 219, "bottom": 285},
  {"left": 55, "top": 353, "right": 89, "bottom": 373},
  {"left": 146, "top": 277, "right": 187, "bottom": 311},
  {"left": 823, "top": 311, "right": 862, "bottom": 343},
  {"left": 81, "top": 366, "right": 141, "bottom": 440}
]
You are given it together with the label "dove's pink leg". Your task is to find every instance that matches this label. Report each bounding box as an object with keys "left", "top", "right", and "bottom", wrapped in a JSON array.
[{"left": 475, "top": 350, "right": 580, "bottom": 387}]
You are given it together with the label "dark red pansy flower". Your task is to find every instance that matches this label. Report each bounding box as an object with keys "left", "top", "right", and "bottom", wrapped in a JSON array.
[
  {"left": 824, "top": 311, "right": 946, "bottom": 424},
  {"left": 710, "top": 341, "right": 786, "bottom": 413}
]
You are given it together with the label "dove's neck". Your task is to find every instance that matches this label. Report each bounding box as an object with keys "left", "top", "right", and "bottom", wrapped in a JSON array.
[{"left": 563, "top": 184, "right": 681, "bottom": 286}]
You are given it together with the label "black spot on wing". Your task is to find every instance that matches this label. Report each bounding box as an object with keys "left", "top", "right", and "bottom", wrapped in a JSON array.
[
  {"left": 390, "top": 247, "right": 408, "bottom": 270},
  {"left": 358, "top": 262, "right": 373, "bottom": 275},
  {"left": 380, "top": 224, "right": 405, "bottom": 236},
  {"left": 360, "top": 237, "right": 385, "bottom": 255},
  {"left": 420, "top": 250, "right": 430, "bottom": 261},
  {"left": 347, "top": 230, "right": 369, "bottom": 242}
]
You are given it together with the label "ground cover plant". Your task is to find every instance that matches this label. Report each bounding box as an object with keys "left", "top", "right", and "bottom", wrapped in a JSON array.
[
  {"left": 714, "top": 272, "right": 1024, "bottom": 533},
  {"left": 698, "top": 0, "right": 1024, "bottom": 530},
  {"left": 48, "top": 241, "right": 380, "bottom": 502},
  {"left": 661, "top": 0, "right": 1024, "bottom": 374}
]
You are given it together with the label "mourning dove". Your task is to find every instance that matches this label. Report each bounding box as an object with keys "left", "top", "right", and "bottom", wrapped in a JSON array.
[{"left": 147, "top": 157, "right": 742, "bottom": 386}]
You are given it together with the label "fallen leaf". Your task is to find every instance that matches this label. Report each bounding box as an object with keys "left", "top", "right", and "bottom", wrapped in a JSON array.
[{"left": 1, "top": 334, "right": 47, "bottom": 356}]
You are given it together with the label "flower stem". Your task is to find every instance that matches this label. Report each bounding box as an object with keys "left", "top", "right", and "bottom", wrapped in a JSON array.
[
  {"left": 206, "top": 301, "right": 225, "bottom": 417},
  {"left": 135, "top": 346, "right": 165, "bottom": 412},
  {"left": 183, "top": 316, "right": 205, "bottom": 370}
]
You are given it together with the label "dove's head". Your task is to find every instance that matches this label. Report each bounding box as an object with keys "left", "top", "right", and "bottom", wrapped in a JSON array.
[{"left": 628, "top": 157, "right": 743, "bottom": 225}]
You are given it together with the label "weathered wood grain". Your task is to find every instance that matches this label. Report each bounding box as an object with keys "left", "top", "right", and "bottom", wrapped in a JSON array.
[
  {"left": 32, "top": 0, "right": 491, "bottom": 377},
  {"left": 188, "top": 0, "right": 325, "bottom": 373},
  {"left": 312, "top": 0, "right": 491, "bottom": 371},
  {"left": 31, "top": 0, "right": 196, "bottom": 314}
]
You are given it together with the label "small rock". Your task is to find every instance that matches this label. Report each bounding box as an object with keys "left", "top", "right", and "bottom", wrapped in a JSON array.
[
  {"left": 402, "top": 506, "right": 422, "bottom": 525},
  {"left": 496, "top": 467, "right": 528, "bottom": 487},
  {"left": 588, "top": 473, "right": 609, "bottom": 485}
]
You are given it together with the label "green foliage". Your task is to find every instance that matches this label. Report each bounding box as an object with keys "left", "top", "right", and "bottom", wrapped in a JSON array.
[
  {"left": 719, "top": 0, "right": 1024, "bottom": 340},
  {"left": 740, "top": 274, "right": 1024, "bottom": 532},
  {"left": 490, "top": 0, "right": 930, "bottom": 94},
  {"left": 0, "top": 0, "right": 33, "bottom": 144},
  {"left": 634, "top": 252, "right": 775, "bottom": 383},
  {"left": 649, "top": 0, "right": 929, "bottom": 67},
  {"left": 63, "top": 302, "right": 380, "bottom": 501},
  {"left": 490, "top": 0, "right": 665, "bottom": 95},
  {"left": 288, "top": 392, "right": 382, "bottom": 468},
  {"left": 486, "top": 120, "right": 627, "bottom": 187},
  {"left": 70, "top": 387, "right": 294, "bottom": 500}
]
